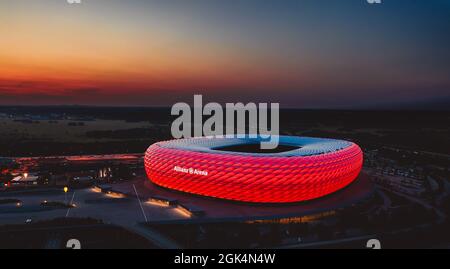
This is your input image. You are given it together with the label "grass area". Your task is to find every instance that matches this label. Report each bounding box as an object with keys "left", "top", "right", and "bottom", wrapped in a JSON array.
[
  {"left": 0, "top": 218, "right": 158, "bottom": 249},
  {"left": 0, "top": 119, "right": 152, "bottom": 143}
]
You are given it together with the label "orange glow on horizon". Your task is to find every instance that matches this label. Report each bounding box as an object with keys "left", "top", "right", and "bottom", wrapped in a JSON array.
[
  {"left": 2, "top": 0, "right": 448, "bottom": 107},
  {"left": 0, "top": 2, "right": 308, "bottom": 102}
]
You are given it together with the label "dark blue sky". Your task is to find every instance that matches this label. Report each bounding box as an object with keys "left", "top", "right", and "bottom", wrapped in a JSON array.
[{"left": 0, "top": 0, "right": 449, "bottom": 108}]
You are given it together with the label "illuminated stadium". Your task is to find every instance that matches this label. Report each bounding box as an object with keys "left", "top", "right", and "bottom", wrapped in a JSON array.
[{"left": 144, "top": 136, "right": 363, "bottom": 203}]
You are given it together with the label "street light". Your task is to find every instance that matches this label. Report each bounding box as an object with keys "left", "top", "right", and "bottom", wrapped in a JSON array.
[{"left": 64, "top": 186, "right": 69, "bottom": 205}]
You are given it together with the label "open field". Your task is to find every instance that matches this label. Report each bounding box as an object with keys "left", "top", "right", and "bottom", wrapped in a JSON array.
[
  {"left": 0, "top": 107, "right": 448, "bottom": 157},
  {"left": 0, "top": 118, "right": 154, "bottom": 143}
]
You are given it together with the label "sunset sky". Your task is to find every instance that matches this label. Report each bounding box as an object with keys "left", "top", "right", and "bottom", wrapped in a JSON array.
[{"left": 1, "top": 0, "right": 449, "bottom": 108}]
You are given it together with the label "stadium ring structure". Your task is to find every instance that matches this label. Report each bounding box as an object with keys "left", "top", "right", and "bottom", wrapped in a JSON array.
[{"left": 144, "top": 136, "right": 363, "bottom": 203}]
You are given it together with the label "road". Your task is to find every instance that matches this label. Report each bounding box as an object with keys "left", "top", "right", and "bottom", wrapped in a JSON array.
[{"left": 0, "top": 182, "right": 187, "bottom": 248}]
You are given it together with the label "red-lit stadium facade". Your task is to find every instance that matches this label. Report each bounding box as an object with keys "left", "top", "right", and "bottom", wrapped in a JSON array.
[{"left": 144, "top": 136, "right": 363, "bottom": 203}]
